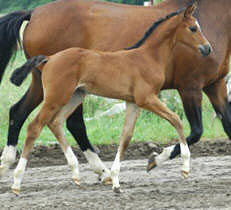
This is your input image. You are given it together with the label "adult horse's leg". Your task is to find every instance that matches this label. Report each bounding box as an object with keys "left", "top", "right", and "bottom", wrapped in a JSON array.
[
  {"left": 66, "top": 104, "right": 111, "bottom": 183},
  {"left": 147, "top": 89, "right": 202, "bottom": 169},
  {"left": 0, "top": 71, "right": 43, "bottom": 176},
  {"left": 204, "top": 78, "right": 231, "bottom": 139},
  {"left": 111, "top": 102, "right": 140, "bottom": 193}
]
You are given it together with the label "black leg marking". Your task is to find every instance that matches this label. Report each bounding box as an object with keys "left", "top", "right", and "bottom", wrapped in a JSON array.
[
  {"left": 7, "top": 89, "right": 42, "bottom": 146},
  {"left": 7, "top": 71, "right": 43, "bottom": 147},
  {"left": 214, "top": 101, "right": 231, "bottom": 139},
  {"left": 66, "top": 104, "right": 95, "bottom": 152}
]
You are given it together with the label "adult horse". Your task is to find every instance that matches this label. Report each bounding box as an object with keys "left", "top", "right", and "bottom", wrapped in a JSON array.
[
  {"left": 0, "top": 0, "right": 230, "bottom": 182},
  {"left": 10, "top": 5, "right": 211, "bottom": 194}
]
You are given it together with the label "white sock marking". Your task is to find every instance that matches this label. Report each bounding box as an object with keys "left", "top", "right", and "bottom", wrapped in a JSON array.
[
  {"left": 155, "top": 145, "right": 175, "bottom": 166},
  {"left": 111, "top": 152, "right": 121, "bottom": 189},
  {"left": 1, "top": 145, "right": 17, "bottom": 168},
  {"left": 12, "top": 157, "right": 27, "bottom": 190},
  {"left": 84, "top": 149, "right": 110, "bottom": 179},
  {"left": 64, "top": 147, "right": 80, "bottom": 180},
  {"left": 180, "top": 143, "right": 190, "bottom": 173}
]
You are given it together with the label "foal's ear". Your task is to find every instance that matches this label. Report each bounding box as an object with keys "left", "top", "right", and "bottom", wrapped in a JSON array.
[{"left": 184, "top": 3, "right": 197, "bottom": 18}]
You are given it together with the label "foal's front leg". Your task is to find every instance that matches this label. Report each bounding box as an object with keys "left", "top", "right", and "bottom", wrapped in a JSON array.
[
  {"left": 47, "top": 91, "right": 86, "bottom": 185},
  {"left": 111, "top": 102, "right": 140, "bottom": 193},
  {"left": 140, "top": 94, "right": 190, "bottom": 177}
]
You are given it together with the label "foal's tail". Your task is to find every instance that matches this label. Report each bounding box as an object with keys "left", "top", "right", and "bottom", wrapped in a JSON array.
[
  {"left": 0, "top": 10, "right": 32, "bottom": 83},
  {"left": 10, "top": 55, "right": 48, "bottom": 86}
]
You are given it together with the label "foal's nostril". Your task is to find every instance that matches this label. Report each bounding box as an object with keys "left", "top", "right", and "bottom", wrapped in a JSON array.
[
  {"left": 198, "top": 44, "right": 211, "bottom": 57},
  {"left": 204, "top": 44, "right": 211, "bottom": 55}
]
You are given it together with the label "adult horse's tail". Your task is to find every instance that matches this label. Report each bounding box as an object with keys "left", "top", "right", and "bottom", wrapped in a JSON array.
[
  {"left": 10, "top": 55, "right": 47, "bottom": 86},
  {"left": 0, "top": 10, "right": 32, "bottom": 83}
]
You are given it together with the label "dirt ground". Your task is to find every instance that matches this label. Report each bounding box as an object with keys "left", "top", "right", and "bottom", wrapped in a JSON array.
[{"left": 1, "top": 139, "right": 231, "bottom": 209}]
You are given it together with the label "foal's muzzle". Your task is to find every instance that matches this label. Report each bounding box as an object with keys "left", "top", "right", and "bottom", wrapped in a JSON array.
[{"left": 198, "top": 44, "right": 212, "bottom": 57}]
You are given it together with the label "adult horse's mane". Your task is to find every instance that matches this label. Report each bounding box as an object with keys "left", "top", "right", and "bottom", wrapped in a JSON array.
[{"left": 126, "top": 7, "right": 186, "bottom": 50}]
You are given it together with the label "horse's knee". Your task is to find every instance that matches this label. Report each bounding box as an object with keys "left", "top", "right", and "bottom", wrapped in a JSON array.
[
  {"left": 26, "top": 121, "right": 41, "bottom": 140},
  {"left": 173, "top": 114, "right": 183, "bottom": 129},
  {"left": 48, "top": 118, "right": 63, "bottom": 133},
  {"left": 9, "top": 103, "right": 19, "bottom": 118},
  {"left": 9, "top": 98, "right": 25, "bottom": 123}
]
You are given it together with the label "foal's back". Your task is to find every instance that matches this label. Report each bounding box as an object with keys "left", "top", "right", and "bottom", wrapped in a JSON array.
[{"left": 43, "top": 47, "right": 156, "bottom": 102}]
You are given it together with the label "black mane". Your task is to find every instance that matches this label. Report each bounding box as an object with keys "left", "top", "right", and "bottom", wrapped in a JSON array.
[{"left": 126, "top": 8, "right": 186, "bottom": 50}]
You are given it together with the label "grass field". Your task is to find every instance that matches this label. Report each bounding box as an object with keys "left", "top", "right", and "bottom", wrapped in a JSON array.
[{"left": 0, "top": 51, "right": 226, "bottom": 150}]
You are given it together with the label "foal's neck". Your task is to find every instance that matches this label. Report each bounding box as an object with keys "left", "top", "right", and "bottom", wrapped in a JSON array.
[{"left": 139, "top": 25, "right": 177, "bottom": 67}]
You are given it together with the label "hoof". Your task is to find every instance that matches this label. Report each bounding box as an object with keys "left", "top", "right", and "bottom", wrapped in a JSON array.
[
  {"left": 102, "top": 177, "right": 112, "bottom": 185},
  {"left": 12, "top": 188, "right": 20, "bottom": 196},
  {"left": 181, "top": 170, "right": 189, "bottom": 179},
  {"left": 147, "top": 152, "right": 158, "bottom": 172},
  {"left": 73, "top": 178, "right": 81, "bottom": 186},
  {"left": 113, "top": 187, "right": 123, "bottom": 193}
]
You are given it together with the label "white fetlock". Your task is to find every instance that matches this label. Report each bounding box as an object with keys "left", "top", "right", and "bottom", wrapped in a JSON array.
[
  {"left": 111, "top": 171, "right": 121, "bottom": 193},
  {"left": 72, "top": 167, "right": 80, "bottom": 183},
  {"left": 0, "top": 146, "right": 17, "bottom": 177},
  {"left": 64, "top": 147, "right": 81, "bottom": 184},
  {"left": 180, "top": 143, "right": 190, "bottom": 177},
  {"left": 11, "top": 157, "right": 27, "bottom": 194},
  {"left": 84, "top": 149, "right": 111, "bottom": 183},
  {"left": 155, "top": 145, "right": 175, "bottom": 166},
  {"left": 111, "top": 152, "right": 121, "bottom": 192}
]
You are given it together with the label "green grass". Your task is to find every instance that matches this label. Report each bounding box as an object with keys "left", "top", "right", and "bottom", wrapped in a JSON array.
[{"left": 0, "top": 52, "right": 226, "bottom": 150}]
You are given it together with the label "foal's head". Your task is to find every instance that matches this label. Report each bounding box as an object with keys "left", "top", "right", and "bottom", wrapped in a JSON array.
[{"left": 174, "top": 4, "right": 211, "bottom": 57}]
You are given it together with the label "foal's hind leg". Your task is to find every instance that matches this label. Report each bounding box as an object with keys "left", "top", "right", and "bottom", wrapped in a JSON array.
[
  {"left": 49, "top": 90, "right": 111, "bottom": 185},
  {"left": 11, "top": 103, "right": 59, "bottom": 195},
  {"left": 111, "top": 102, "right": 139, "bottom": 193},
  {"left": 140, "top": 95, "right": 190, "bottom": 177}
]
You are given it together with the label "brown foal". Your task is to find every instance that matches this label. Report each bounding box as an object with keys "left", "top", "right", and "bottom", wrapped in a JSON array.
[{"left": 10, "top": 4, "right": 211, "bottom": 194}]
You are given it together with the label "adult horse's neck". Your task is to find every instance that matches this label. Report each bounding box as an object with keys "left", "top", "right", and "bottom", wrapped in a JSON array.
[{"left": 196, "top": 0, "right": 231, "bottom": 60}]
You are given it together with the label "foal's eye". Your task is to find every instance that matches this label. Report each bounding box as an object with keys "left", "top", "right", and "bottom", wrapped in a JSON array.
[{"left": 189, "top": 26, "right": 197, "bottom": 33}]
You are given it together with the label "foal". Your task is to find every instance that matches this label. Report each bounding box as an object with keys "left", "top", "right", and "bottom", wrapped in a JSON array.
[{"left": 10, "top": 4, "right": 211, "bottom": 194}]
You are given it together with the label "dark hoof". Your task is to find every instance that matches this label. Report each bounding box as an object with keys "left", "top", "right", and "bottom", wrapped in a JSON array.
[{"left": 147, "top": 152, "right": 158, "bottom": 172}]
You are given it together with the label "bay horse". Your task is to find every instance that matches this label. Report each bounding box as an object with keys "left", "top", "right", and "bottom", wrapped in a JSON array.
[
  {"left": 0, "top": 0, "right": 230, "bottom": 186},
  {"left": 10, "top": 5, "right": 211, "bottom": 194}
]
